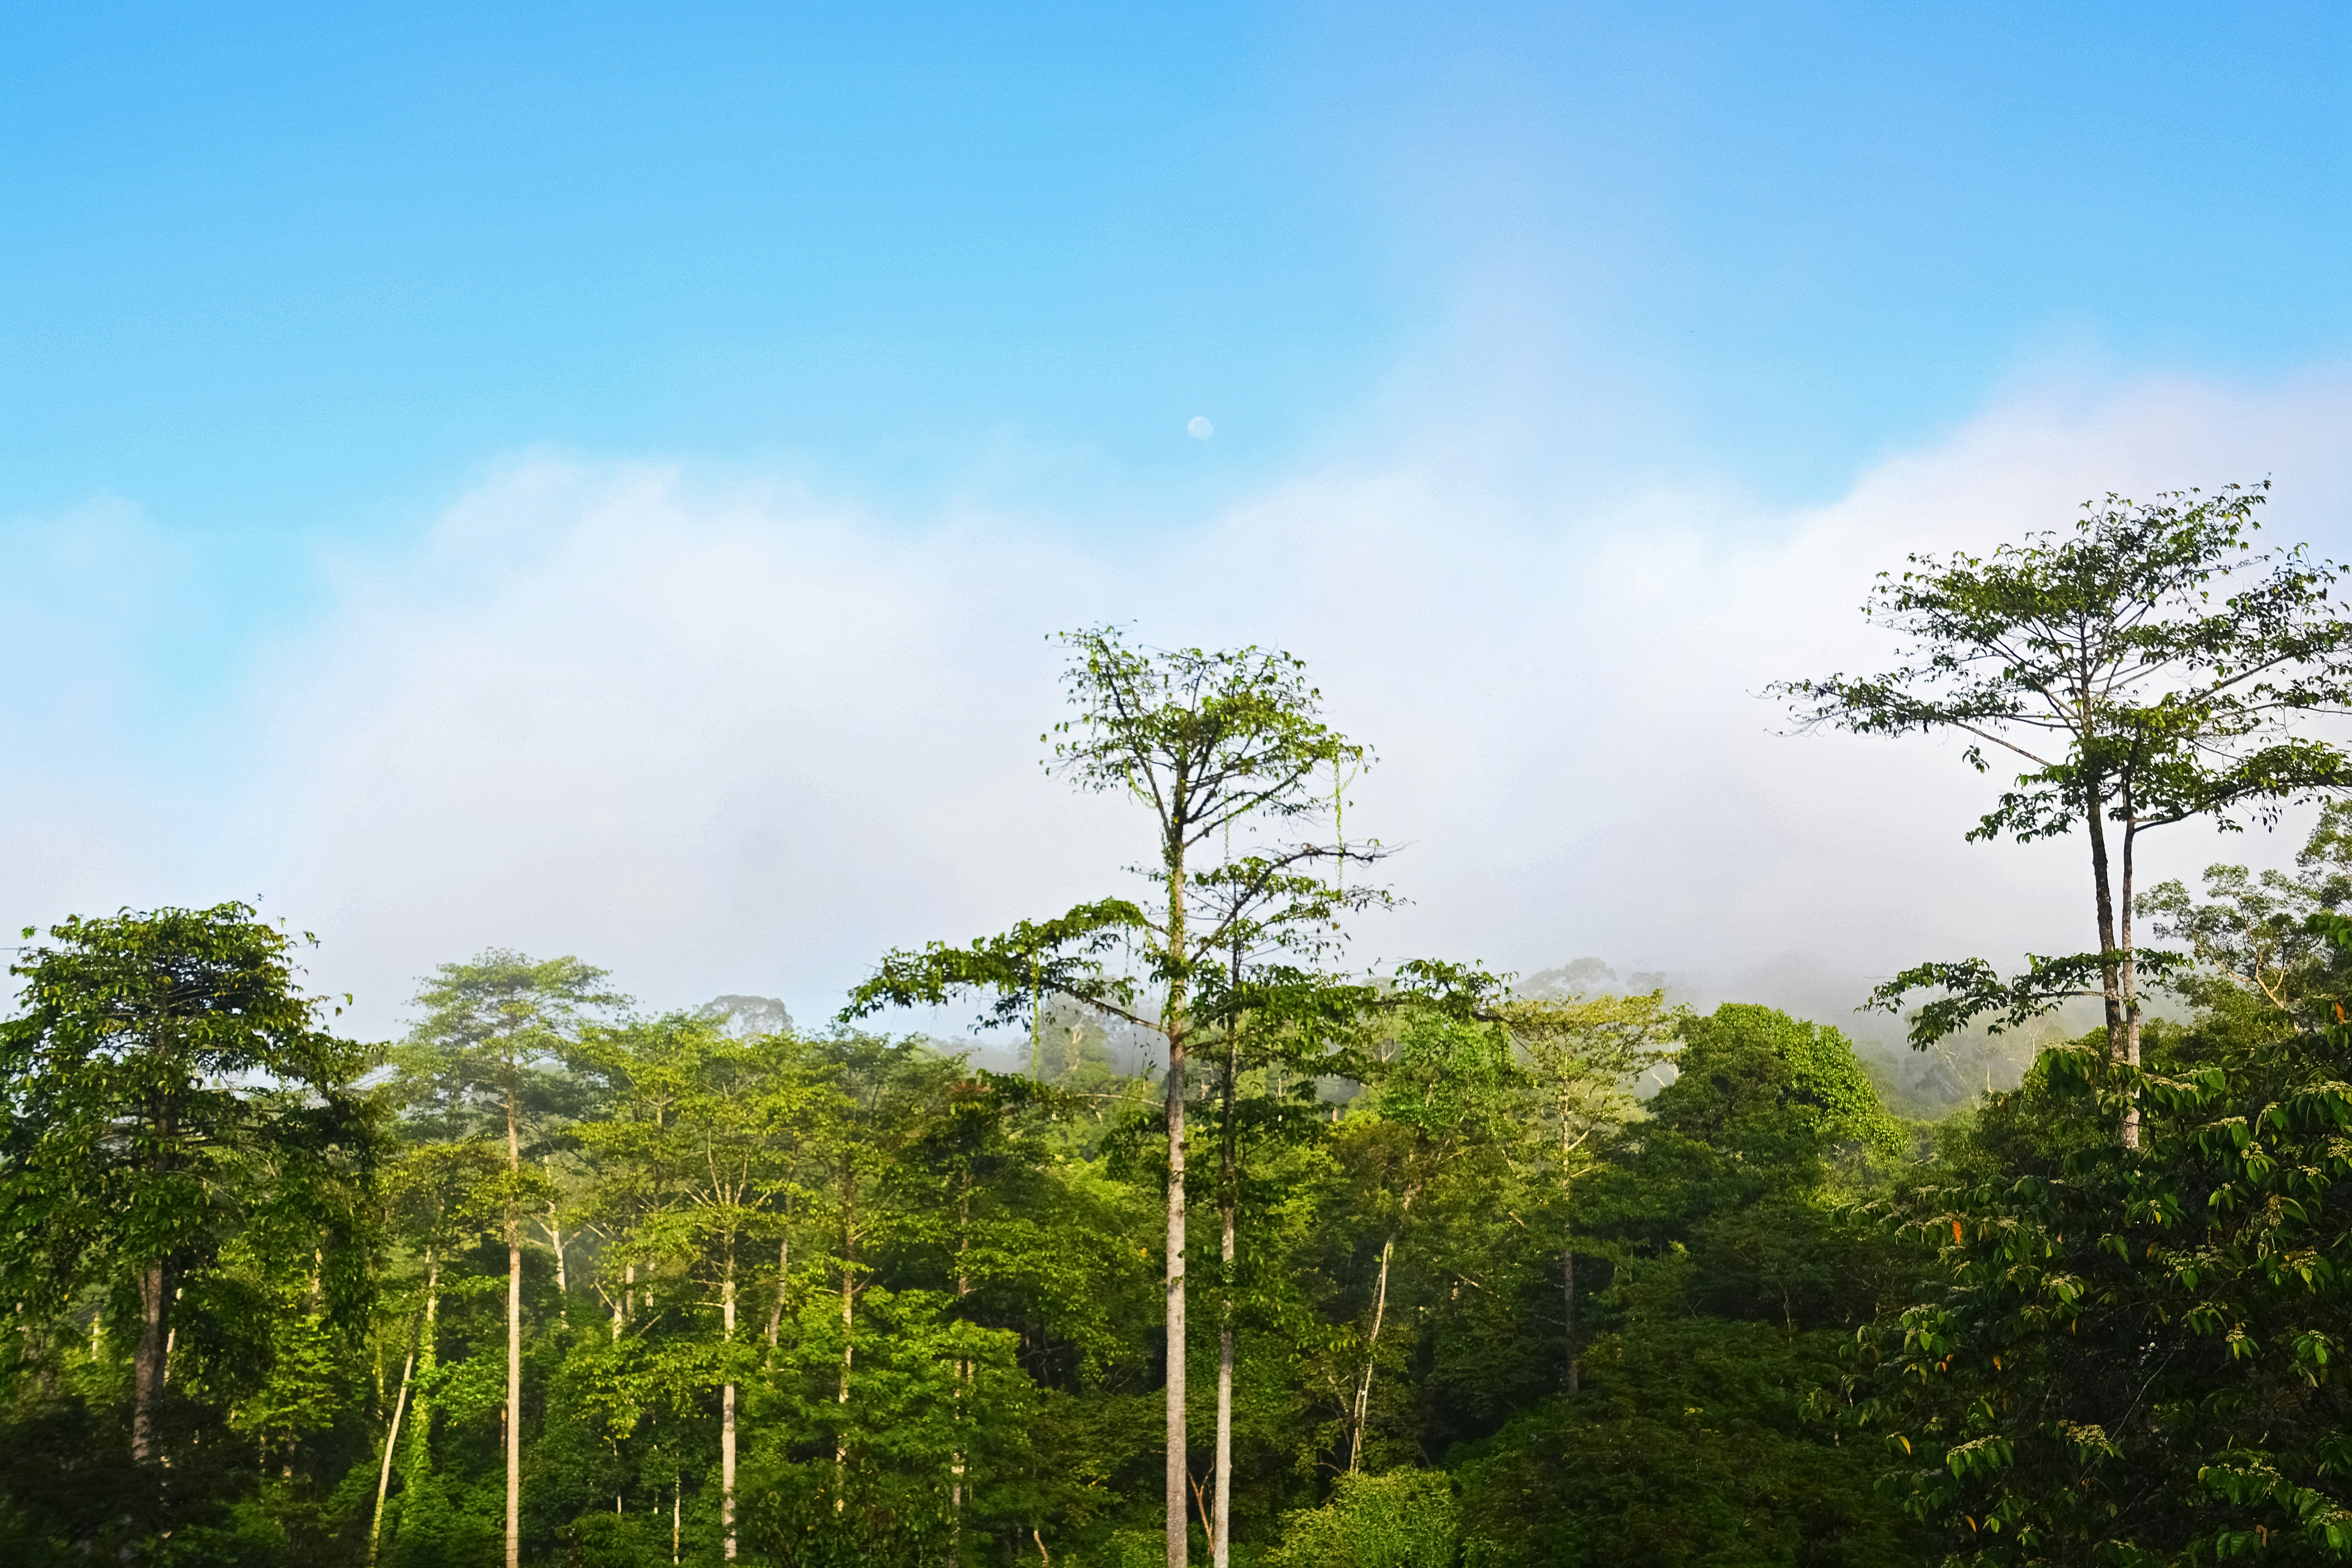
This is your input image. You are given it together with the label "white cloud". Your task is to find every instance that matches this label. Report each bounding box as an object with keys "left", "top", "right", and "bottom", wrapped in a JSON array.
[{"left": 7, "top": 372, "right": 2352, "bottom": 1044}]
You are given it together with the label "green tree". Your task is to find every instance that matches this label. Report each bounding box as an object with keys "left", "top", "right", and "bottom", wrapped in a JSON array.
[
  {"left": 1333, "top": 1011, "right": 1512, "bottom": 1473},
  {"left": 1771, "top": 485, "right": 2352, "bottom": 1144},
  {"left": 393, "top": 950, "right": 621, "bottom": 1568},
  {"left": 1499, "top": 989, "right": 1679, "bottom": 1393},
  {"left": 845, "top": 627, "right": 1372, "bottom": 1568},
  {"left": 1455, "top": 1005, "right": 1919, "bottom": 1568},
  {"left": 370, "top": 1137, "right": 503, "bottom": 1565},
  {"left": 1857, "top": 961, "right": 2352, "bottom": 1564},
  {"left": 2138, "top": 797, "right": 2352, "bottom": 1021},
  {"left": 572, "top": 1013, "right": 809, "bottom": 1560},
  {"left": 0, "top": 903, "right": 381, "bottom": 1476}
]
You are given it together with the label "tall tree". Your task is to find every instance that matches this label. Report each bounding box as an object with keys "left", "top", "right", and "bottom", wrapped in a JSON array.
[
  {"left": 372, "top": 1137, "right": 502, "bottom": 1564},
  {"left": 1500, "top": 990, "right": 1679, "bottom": 1393},
  {"left": 0, "top": 904, "right": 380, "bottom": 1470},
  {"left": 573, "top": 1014, "right": 807, "bottom": 1561},
  {"left": 1771, "top": 485, "right": 2352, "bottom": 1144},
  {"left": 846, "top": 627, "right": 1370, "bottom": 1567},
  {"left": 1334, "top": 1010, "right": 1510, "bottom": 1472},
  {"left": 394, "top": 951, "right": 621, "bottom": 1568},
  {"left": 1188, "top": 863, "right": 1373, "bottom": 1567}
]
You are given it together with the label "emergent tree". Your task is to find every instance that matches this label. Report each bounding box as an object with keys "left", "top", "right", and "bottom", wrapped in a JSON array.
[
  {"left": 393, "top": 951, "right": 622, "bottom": 1568},
  {"left": 845, "top": 627, "right": 1375, "bottom": 1568},
  {"left": 1771, "top": 485, "right": 2352, "bottom": 1144}
]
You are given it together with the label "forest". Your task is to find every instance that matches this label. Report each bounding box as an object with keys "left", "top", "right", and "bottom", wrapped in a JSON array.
[{"left": 12, "top": 485, "right": 2352, "bottom": 1568}]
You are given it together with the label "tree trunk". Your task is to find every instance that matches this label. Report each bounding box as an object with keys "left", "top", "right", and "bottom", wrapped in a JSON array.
[
  {"left": 506, "top": 1090, "right": 523, "bottom": 1568},
  {"left": 406, "top": 1255, "right": 443, "bottom": 1476},
  {"left": 546, "top": 1183, "right": 568, "bottom": 1325},
  {"left": 1164, "top": 840, "right": 1190, "bottom": 1568},
  {"left": 1348, "top": 1234, "right": 1397, "bottom": 1472},
  {"left": 766, "top": 1235, "right": 789, "bottom": 1353},
  {"left": 371, "top": 1253, "right": 435, "bottom": 1566},
  {"left": 1563, "top": 1227, "right": 1578, "bottom": 1396},
  {"left": 2083, "top": 778, "right": 2141, "bottom": 1149},
  {"left": 836, "top": 1216, "right": 854, "bottom": 1511},
  {"left": 1213, "top": 1015, "right": 1237, "bottom": 1568},
  {"left": 1213, "top": 1206, "right": 1234, "bottom": 1568},
  {"left": 374, "top": 1399, "right": 409, "bottom": 1527},
  {"left": 722, "top": 1265, "right": 737, "bottom": 1560},
  {"left": 1562, "top": 1106, "right": 1580, "bottom": 1396},
  {"left": 132, "top": 1260, "right": 170, "bottom": 1464},
  {"left": 953, "top": 1180, "right": 971, "bottom": 1537},
  {"left": 2083, "top": 779, "right": 2125, "bottom": 1050},
  {"left": 2120, "top": 813, "right": 2144, "bottom": 1150}
]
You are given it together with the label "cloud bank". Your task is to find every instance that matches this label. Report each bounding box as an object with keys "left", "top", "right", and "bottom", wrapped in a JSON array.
[{"left": 7, "top": 371, "right": 2352, "bottom": 1044}]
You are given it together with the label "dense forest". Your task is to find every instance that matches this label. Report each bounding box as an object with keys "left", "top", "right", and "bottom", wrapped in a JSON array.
[{"left": 13, "top": 487, "right": 2352, "bottom": 1568}]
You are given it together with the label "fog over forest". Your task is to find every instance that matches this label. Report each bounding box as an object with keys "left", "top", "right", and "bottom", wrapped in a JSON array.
[
  {"left": 9, "top": 7, "right": 2352, "bottom": 1566},
  {"left": 9, "top": 375, "right": 2352, "bottom": 1048}
]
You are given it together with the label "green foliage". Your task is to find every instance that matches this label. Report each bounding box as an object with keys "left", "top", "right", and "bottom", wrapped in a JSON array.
[
  {"left": 1651, "top": 1004, "right": 1903, "bottom": 1179},
  {"left": 0, "top": 903, "right": 383, "bottom": 1337},
  {"left": 0, "top": 910, "right": 2234, "bottom": 1568},
  {"left": 51, "top": 590, "right": 2352, "bottom": 1567},
  {"left": 1273, "top": 1469, "right": 1457, "bottom": 1568},
  {"left": 1774, "top": 484, "right": 2352, "bottom": 849},
  {"left": 1852, "top": 971, "right": 2352, "bottom": 1564},
  {"left": 1457, "top": 1318, "right": 1925, "bottom": 1568},
  {"left": 1776, "top": 485, "right": 2352, "bottom": 1058}
]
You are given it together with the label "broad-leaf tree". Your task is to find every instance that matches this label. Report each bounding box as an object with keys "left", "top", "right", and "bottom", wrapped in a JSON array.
[
  {"left": 0, "top": 904, "right": 381, "bottom": 1470},
  {"left": 1771, "top": 485, "right": 2352, "bottom": 1143},
  {"left": 392, "top": 950, "right": 621, "bottom": 1568},
  {"left": 845, "top": 627, "right": 1374, "bottom": 1568},
  {"left": 1333, "top": 1010, "right": 1512, "bottom": 1472},
  {"left": 1499, "top": 990, "right": 1679, "bottom": 1392},
  {"left": 1859, "top": 943, "right": 2352, "bottom": 1564},
  {"left": 572, "top": 1013, "right": 809, "bottom": 1561}
]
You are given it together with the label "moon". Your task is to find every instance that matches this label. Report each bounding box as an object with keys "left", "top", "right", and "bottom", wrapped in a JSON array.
[{"left": 1187, "top": 416, "right": 1213, "bottom": 440}]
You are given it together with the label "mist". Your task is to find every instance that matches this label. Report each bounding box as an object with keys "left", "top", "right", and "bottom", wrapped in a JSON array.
[{"left": 5, "top": 369, "right": 2352, "bottom": 1045}]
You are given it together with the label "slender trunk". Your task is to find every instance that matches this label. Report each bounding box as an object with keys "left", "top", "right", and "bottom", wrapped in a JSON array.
[
  {"left": 2084, "top": 779, "right": 2139, "bottom": 1151},
  {"left": 506, "top": 1088, "right": 523, "bottom": 1568},
  {"left": 1213, "top": 1212, "right": 1233, "bottom": 1568},
  {"left": 836, "top": 1204, "right": 854, "bottom": 1511},
  {"left": 2120, "top": 813, "right": 2143, "bottom": 1150},
  {"left": 1164, "top": 837, "right": 1190, "bottom": 1568},
  {"left": 407, "top": 1256, "right": 443, "bottom": 1472},
  {"left": 722, "top": 1263, "right": 737, "bottom": 1560},
  {"left": 1562, "top": 1107, "right": 1580, "bottom": 1396},
  {"left": 953, "top": 1179, "right": 970, "bottom": 1535},
  {"left": 371, "top": 1253, "right": 436, "bottom": 1566},
  {"left": 766, "top": 1235, "right": 789, "bottom": 1353},
  {"left": 133, "top": 1261, "right": 170, "bottom": 1463},
  {"left": 546, "top": 1183, "right": 568, "bottom": 1325},
  {"left": 2084, "top": 779, "right": 2124, "bottom": 1053},
  {"left": 1348, "top": 1234, "right": 1397, "bottom": 1472},
  {"left": 1213, "top": 1019, "right": 1237, "bottom": 1568},
  {"left": 673, "top": 1476, "right": 681, "bottom": 1564},
  {"left": 131, "top": 1096, "right": 176, "bottom": 1468},
  {"left": 1562, "top": 1241, "right": 1580, "bottom": 1401}
]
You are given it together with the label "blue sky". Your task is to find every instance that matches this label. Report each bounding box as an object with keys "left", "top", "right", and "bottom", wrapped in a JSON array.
[
  {"left": 4, "top": 3, "right": 2350, "bottom": 1031},
  {"left": 10, "top": 4, "right": 2345, "bottom": 538}
]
